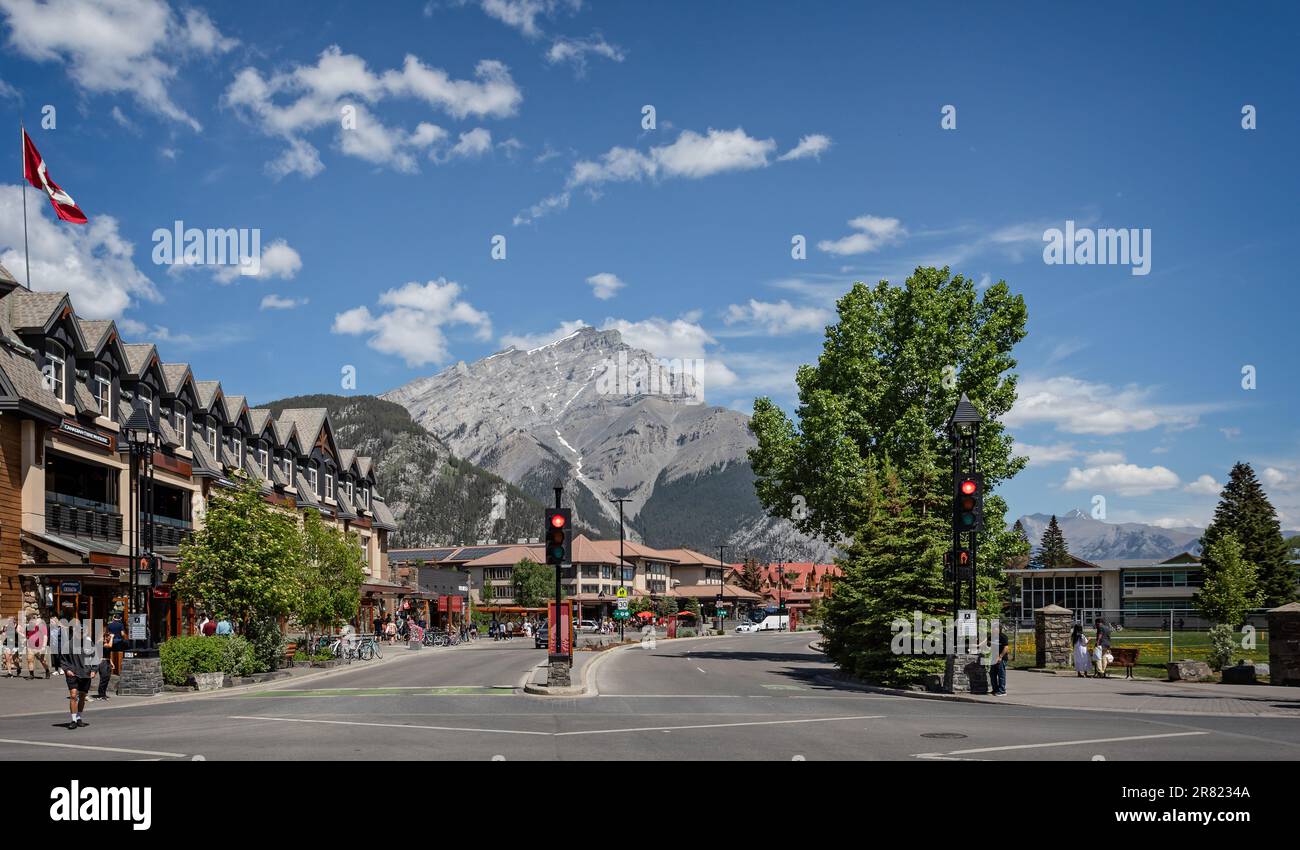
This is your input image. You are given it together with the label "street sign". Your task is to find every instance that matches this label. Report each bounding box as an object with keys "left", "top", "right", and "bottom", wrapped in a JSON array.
[
  {"left": 129, "top": 613, "right": 147, "bottom": 640},
  {"left": 613, "top": 610, "right": 629, "bottom": 620},
  {"left": 616, "top": 586, "right": 628, "bottom": 598},
  {"left": 957, "top": 609, "right": 978, "bottom": 638},
  {"left": 616, "top": 598, "right": 629, "bottom": 610}
]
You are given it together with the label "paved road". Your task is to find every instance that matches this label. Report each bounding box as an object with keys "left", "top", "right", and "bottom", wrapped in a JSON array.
[{"left": 1, "top": 633, "right": 1298, "bottom": 761}]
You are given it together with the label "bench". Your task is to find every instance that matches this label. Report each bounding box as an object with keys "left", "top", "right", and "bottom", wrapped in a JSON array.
[{"left": 1108, "top": 647, "right": 1140, "bottom": 678}]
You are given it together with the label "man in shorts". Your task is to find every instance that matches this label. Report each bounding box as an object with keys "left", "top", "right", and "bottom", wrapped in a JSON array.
[
  {"left": 25, "top": 614, "right": 51, "bottom": 679},
  {"left": 54, "top": 620, "right": 98, "bottom": 729}
]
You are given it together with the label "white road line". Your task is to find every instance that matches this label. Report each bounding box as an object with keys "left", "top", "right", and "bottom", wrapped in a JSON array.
[
  {"left": 920, "top": 730, "right": 1209, "bottom": 757},
  {"left": 696, "top": 667, "right": 706, "bottom": 674},
  {"left": 0, "top": 738, "right": 188, "bottom": 758},
  {"left": 227, "top": 715, "right": 551, "bottom": 736},
  {"left": 554, "top": 715, "right": 886, "bottom": 737}
]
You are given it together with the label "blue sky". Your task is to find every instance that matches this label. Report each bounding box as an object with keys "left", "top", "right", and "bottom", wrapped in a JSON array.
[{"left": 1, "top": 0, "right": 1297, "bottom": 529}]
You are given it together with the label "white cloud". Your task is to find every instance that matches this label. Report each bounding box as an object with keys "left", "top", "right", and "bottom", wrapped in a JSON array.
[
  {"left": 513, "top": 191, "right": 569, "bottom": 226},
  {"left": 0, "top": 0, "right": 236, "bottom": 131},
  {"left": 260, "top": 294, "right": 307, "bottom": 310},
  {"left": 1184, "top": 474, "right": 1221, "bottom": 495},
  {"left": 1262, "top": 467, "right": 1288, "bottom": 488},
  {"left": 1220, "top": 426, "right": 1241, "bottom": 440},
  {"left": 332, "top": 277, "right": 491, "bottom": 367},
  {"left": 546, "top": 34, "right": 624, "bottom": 74},
  {"left": 0, "top": 184, "right": 159, "bottom": 318},
  {"left": 223, "top": 46, "right": 521, "bottom": 177},
  {"left": 817, "top": 215, "right": 906, "bottom": 256},
  {"left": 439, "top": 127, "right": 493, "bottom": 161},
  {"left": 1149, "top": 517, "right": 1199, "bottom": 529},
  {"left": 1085, "top": 451, "right": 1125, "bottom": 465},
  {"left": 0, "top": 77, "right": 18, "bottom": 99},
  {"left": 722, "top": 299, "right": 831, "bottom": 335},
  {"left": 585, "top": 272, "right": 624, "bottom": 300},
  {"left": 500, "top": 319, "right": 589, "bottom": 351},
  {"left": 597, "top": 315, "right": 738, "bottom": 389},
  {"left": 569, "top": 127, "right": 776, "bottom": 187},
  {"left": 211, "top": 238, "right": 302, "bottom": 284},
  {"left": 1063, "top": 463, "right": 1181, "bottom": 497},
  {"left": 476, "top": 0, "right": 578, "bottom": 38},
  {"left": 1004, "top": 376, "right": 1205, "bottom": 435},
  {"left": 1017, "top": 442, "right": 1079, "bottom": 466},
  {"left": 777, "top": 134, "right": 831, "bottom": 161},
  {"left": 159, "top": 147, "right": 178, "bottom": 160}
]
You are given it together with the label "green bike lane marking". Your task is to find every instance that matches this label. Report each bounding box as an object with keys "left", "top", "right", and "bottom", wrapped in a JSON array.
[{"left": 243, "top": 686, "right": 516, "bottom": 698}]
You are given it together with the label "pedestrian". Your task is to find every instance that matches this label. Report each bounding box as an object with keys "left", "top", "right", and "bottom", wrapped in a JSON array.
[
  {"left": 1095, "top": 618, "right": 1112, "bottom": 678},
  {"left": 25, "top": 614, "right": 50, "bottom": 679},
  {"left": 2, "top": 616, "right": 19, "bottom": 678},
  {"left": 384, "top": 617, "right": 396, "bottom": 644},
  {"left": 55, "top": 620, "right": 97, "bottom": 729},
  {"left": 1071, "top": 623, "right": 1090, "bottom": 678},
  {"left": 215, "top": 616, "right": 233, "bottom": 636},
  {"left": 106, "top": 612, "right": 125, "bottom": 674},
  {"left": 201, "top": 615, "right": 217, "bottom": 637},
  {"left": 92, "top": 628, "right": 113, "bottom": 701},
  {"left": 373, "top": 613, "right": 382, "bottom": 637},
  {"left": 197, "top": 613, "right": 211, "bottom": 636},
  {"left": 990, "top": 624, "right": 1010, "bottom": 696}
]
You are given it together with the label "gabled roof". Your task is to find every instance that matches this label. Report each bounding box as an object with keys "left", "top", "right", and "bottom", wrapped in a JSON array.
[
  {"left": 276, "top": 408, "right": 328, "bottom": 453},
  {"left": 370, "top": 498, "right": 398, "bottom": 531},
  {"left": 570, "top": 534, "right": 621, "bottom": 565},
  {"left": 356, "top": 456, "right": 373, "bottom": 479},
  {"left": 656, "top": 547, "right": 724, "bottom": 567},
  {"left": 160, "top": 363, "right": 192, "bottom": 396},
  {"left": 586, "top": 539, "right": 679, "bottom": 563},
  {"left": 338, "top": 448, "right": 357, "bottom": 475},
  {"left": 194, "top": 380, "right": 222, "bottom": 412},
  {"left": 122, "top": 343, "right": 159, "bottom": 378},
  {"left": 8, "top": 290, "right": 71, "bottom": 334},
  {"left": 75, "top": 319, "right": 115, "bottom": 354},
  {"left": 0, "top": 344, "right": 64, "bottom": 419},
  {"left": 271, "top": 417, "right": 299, "bottom": 451},
  {"left": 248, "top": 409, "right": 272, "bottom": 437},
  {"left": 223, "top": 394, "right": 250, "bottom": 428}
]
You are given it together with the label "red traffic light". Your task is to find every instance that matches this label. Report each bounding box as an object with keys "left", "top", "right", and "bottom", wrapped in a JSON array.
[
  {"left": 960, "top": 479, "right": 977, "bottom": 495},
  {"left": 550, "top": 513, "right": 567, "bottom": 528}
]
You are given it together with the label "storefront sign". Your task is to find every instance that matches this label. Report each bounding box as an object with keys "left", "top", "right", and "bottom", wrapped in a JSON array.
[
  {"left": 59, "top": 581, "right": 81, "bottom": 594},
  {"left": 58, "top": 419, "right": 112, "bottom": 451}
]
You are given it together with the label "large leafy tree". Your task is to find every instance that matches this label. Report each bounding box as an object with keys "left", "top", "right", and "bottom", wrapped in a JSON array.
[
  {"left": 749, "top": 267, "right": 1028, "bottom": 547},
  {"left": 293, "top": 509, "right": 366, "bottom": 648},
  {"left": 512, "top": 558, "right": 554, "bottom": 608},
  {"left": 175, "top": 476, "right": 302, "bottom": 629},
  {"left": 1032, "top": 516, "right": 1071, "bottom": 568},
  {"left": 1196, "top": 533, "right": 1262, "bottom": 627},
  {"left": 1200, "top": 463, "right": 1294, "bottom": 607}
]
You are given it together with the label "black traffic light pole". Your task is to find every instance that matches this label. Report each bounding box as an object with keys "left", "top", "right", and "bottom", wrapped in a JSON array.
[
  {"left": 949, "top": 394, "right": 984, "bottom": 620},
  {"left": 553, "top": 486, "right": 563, "bottom": 632}
]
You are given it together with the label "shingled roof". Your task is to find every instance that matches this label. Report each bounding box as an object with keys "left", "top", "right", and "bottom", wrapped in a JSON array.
[
  {"left": 276, "top": 408, "right": 327, "bottom": 450},
  {"left": 122, "top": 343, "right": 157, "bottom": 377},
  {"left": 160, "top": 363, "right": 191, "bottom": 395},
  {"left": 194, "top": 380, "right": 222, "bottom": 411}
]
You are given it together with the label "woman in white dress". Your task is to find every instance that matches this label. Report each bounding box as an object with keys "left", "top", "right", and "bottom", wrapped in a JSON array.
[{"left": 1071, "top": 623, "right": 1091, "bottom": 677}]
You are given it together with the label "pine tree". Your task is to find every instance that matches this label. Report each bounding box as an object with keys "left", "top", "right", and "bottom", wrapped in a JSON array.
[
  {"left": 821, "top": 456, "right": 948, "bottom": 687},
  {"left": 1032, "top": 515, "right": 1071, "bottom": 569},
  {"left": 739, "top": 558, "right": 765, "bottom": 594},
  {"left": 1200, "top": 463, "right": 1295, "bottom": 607}
]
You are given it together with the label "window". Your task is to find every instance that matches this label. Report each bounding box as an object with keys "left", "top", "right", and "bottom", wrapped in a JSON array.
[
  {"left": 136, "top": 383, "right": 153, "bottom": 416},
  {"left": 601, "top": 566, "right": 613, "bottom": 580},
  {"left": 359, "top": 487, "right": 369, "bottom": 509},
  {"left": 622, "top": 567, "right": 635, "bottom": 582},
  {"left": 325, "top": 472, "right": 334, "bottom": 500},
  {"left": 1017, "top": 575, "right": 1102, "bottom": 623},
  {"left": 581, "top": 565, "right": 599, "bottom": 578},
  {"left": 92, "top": 364, "right": 112, "bottom": 416},
  {"left": 258, "top": 444, "right": 269, "bottom": 478},
  {"left": 283, "top": 456, "right": 293, "bottom": 480},
  {"left": 206, "top": 418, "right": 217, "bottom": 456},
  {"left": 230, "top": 430, "right": 242, "bottom": 464},
  {"left": 346, "top": 479, "right": 354, "bottom": 500},
  {"left": 581, "top": 584, "right": 600, "bottom": 595},
  {"left": 308, "top": 465, "right": 319, "bottom": 494},
  {"left": 173, "top": 400, "right": 188, "bottom": 450},
  {"left": 45, "top": 341, "right": 66, "bottom": 401}
]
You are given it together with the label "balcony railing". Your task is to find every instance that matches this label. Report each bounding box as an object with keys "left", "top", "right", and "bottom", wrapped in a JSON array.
[
  {"left": 149, "top": 515, "right": 193, "bottom": 549},
  {"left": 45, "top": 496, "right": 123, "bottom": 542}
]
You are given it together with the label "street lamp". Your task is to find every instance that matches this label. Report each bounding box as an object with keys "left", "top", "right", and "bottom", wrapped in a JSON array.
[
  {"left": 611, "top": 496, "right": 631, "bottom": 641},
  {"left": 122, "top": 406, "right": 159, "bottom": 650},
  {"left": 716, "top": 544, "right": 727, "bottom": 634}
]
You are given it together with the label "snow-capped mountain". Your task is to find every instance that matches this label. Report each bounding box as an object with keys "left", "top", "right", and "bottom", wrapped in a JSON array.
[
  {"left": 382, "top": 326, "right": 835, "bottom": 561},
  {"left": 1014, "top": 509, "right": 1204, "bottom": 561}
]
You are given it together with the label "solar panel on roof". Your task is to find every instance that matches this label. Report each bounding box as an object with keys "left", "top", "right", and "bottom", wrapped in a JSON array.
[{"left": 451, "top": 547, "right": 502, "bottom": 561}]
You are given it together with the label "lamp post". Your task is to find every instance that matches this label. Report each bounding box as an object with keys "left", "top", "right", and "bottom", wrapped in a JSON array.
[
  {"left": 123, "top": 406, "right": 159, "bottom": 651},
  {"left": 610, "top": 497, "right": 630, "bottom": 641},
  {"left": 716, "top": 544, "right": 727, "bottom": 634}
]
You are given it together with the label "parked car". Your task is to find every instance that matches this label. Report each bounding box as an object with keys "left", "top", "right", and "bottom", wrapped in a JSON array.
[
  {"left": 735, "top": 622, "right": 758, "bottom": 633},
  {"left": 578, "top": 620, "right": 598, "bottom": 633},
  {"left": 534, "top": 622, "right": 548, "bottom": 649}
]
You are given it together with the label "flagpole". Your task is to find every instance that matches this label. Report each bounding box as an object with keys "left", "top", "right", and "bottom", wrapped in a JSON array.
[{"left": 20, "top": 123, "right": 31, "bottom": 289}]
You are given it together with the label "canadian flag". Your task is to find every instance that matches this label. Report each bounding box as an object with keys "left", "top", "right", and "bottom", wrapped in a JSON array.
[{"left": 22, "top": 129, "right": 87, "bottom": 224}]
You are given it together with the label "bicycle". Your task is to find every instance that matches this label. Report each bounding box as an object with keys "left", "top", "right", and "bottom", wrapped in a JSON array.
[{"left": 357, "top": 635, "right": 382, "bottom": 660}]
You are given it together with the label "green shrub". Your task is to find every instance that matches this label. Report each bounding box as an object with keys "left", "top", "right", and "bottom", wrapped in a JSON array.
[
  {"left": 292, "top": 652, "right": 310, "bottom": 664},
  {"left": 243, "top": 616, "right": 284, "bottom": 673},
  {"left": 159, "top": 636, "right": 226, "bottom": 685},
  {"left": 677, "top": 628, "right": 696, "bottom": 638},
  {"left": 219, "top": 635, "right": 258, "bottom": 677},
  {"left": 1207, "top": 624, "right": 1236, "bottom": 672},
  {"left": 311, "top": 651, "right": 334, "bottom": 662}
]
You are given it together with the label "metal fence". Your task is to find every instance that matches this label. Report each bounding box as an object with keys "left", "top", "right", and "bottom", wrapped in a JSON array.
[{"left": 1007, "top": 608, "right": 1271, "bottom": 666}]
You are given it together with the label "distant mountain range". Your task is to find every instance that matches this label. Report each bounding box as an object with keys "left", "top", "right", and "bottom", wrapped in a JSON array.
[
  {"left": 1014, "top": 509, "right": 1300, "bottom": 561},
  {"left": 382, "top": 326, "right": 834, "bottom": 561}
]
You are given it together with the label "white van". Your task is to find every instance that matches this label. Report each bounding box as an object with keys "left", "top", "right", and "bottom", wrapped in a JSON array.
[{"left": 754, "top": 615, "right": 789, "bottom": 631}]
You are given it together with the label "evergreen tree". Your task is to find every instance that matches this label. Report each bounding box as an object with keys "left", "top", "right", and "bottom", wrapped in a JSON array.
[
  {"left": 1200, "top": 463, "right": 1294, "bottom": 607},
  {"left": 821, "top": 456, "right": 948, "bottom": 687},
  {"left": 739, "top": 558, "right": 765, "bottom": 594},
  {"left": 1032, "top": 515, "right": 1071, "bottom": 569}
]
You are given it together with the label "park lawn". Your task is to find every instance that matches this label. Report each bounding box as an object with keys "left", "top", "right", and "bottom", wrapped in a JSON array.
[{"left": 1008, "top": 628, "right": 1270, "bottom": 681}]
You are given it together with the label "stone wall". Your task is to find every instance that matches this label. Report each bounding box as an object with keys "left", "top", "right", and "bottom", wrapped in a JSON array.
[
  {"left": 117, "top": 655, "right": 163, "bottom": 696},
  {"left": 1267, "top": 602, "right": 1300, "bottom": 686}
]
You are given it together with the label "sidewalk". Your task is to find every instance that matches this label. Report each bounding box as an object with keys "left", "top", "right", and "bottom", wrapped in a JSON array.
[
  {"left": 0, "top": 644, "right": 429, "bottom": 719},
  {"left": 832, "top": 668, "right": 1300, "bottom": 718}
]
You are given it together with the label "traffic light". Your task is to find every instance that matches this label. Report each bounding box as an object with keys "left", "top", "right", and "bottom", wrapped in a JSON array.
[
  {"left": 953, "top": 473, "right": 985, "bottom": 533},
  {"left": 545, "top": 508, "right": 572, "bottom": 565}
]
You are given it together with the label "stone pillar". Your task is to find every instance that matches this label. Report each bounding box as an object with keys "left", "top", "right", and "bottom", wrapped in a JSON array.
[
  {"left": 117, "top": 653, "right": 164, "bottom": 696},
  {"left": 944, "top": 653, "right": 989, "bottom": 694},
  {"left": 1034, "top": 604, "right": 1073, "bottom": 668},
  {"left": 1266, "top": 602, "right": 1300, "bottom": 686},
  {"left": 547, "top": 657, "right": 571, "bottom": 687}
]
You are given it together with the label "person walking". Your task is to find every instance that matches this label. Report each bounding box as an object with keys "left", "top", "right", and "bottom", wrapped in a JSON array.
[
  {"left": 990, "top": 625, "right": 1010, "bottom": 696},
  {"left": 1071, "top": 623, "right": 1091, "bottom": 677},
  {"left": 2, "top": 616, "right": 19, "bottom": 677},
  {"left": 25, "top": 615, "right": 50, "bottom": 679},
  {"left": 55, "top": 620, "right": 97, "bottom": 729},
  {"left": 92, "top": 629, "right": 113, "bottom": 701},
  {"left": 1095, "top": 618, "right": 1113, "bottom": 678},
  {"left": 106, "top": 612, "right": 125, "bottom": 673},
  {"left": 215, "top": 616, "right": 233, "bottom": 636},
  {"left": 201, "top": 615, "right": 217, "bottom": 637}
]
